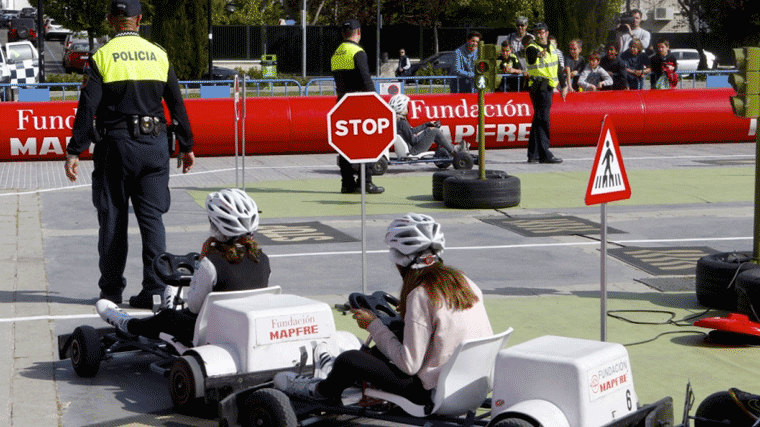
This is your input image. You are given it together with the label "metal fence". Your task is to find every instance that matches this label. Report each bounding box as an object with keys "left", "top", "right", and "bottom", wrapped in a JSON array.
[{"left": 0, "top": 69, "right": 739, "bottom": 101}]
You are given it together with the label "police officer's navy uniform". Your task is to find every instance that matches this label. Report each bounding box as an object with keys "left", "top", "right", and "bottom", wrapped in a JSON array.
[
  {"left": 525, "top": 37, "right": 566, "bottom": 163},
  {"left": 331, "top": 21, "right": 383, "bottom": 194},
  {"left": 68, "top": 27, "right": 194, "bottom": 306}
]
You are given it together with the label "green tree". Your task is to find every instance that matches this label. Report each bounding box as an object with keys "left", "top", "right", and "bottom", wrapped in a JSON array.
[
  {"left": 544, "top": 0, "right": 623, "bottom": 55},
  {"left": 152, "top": 0, "right": 208, "bottom": 79},
  {"left": 699, "top": 0, "right": 760, "bottom": 47},
  {"left": 446, "top": 0, "right": 543, "bottom": 27},
  {"left": 41, "top": 0, "right": 112, "bottom": 51},
  {"left": 214, "top": 0, "right": 285, "bottom": 25}
]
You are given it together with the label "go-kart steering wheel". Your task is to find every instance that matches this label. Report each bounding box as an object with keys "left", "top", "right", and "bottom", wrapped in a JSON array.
[
  {"left": 348, "top": 291, "right": 404, "bottom": 340},
  {"left": 152, "top": 252, "right": 199, "bottom": 287}
]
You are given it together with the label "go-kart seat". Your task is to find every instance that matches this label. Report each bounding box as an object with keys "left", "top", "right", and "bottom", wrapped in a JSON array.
[
  {"left": 192, "top": 286, "right": 282, "bottom": 347},
  {"left": 392, "top": 134, "right": 412, "bottom": 158},
  {"left": 364, "top": 327, "right": 513, "bottom": 417}
]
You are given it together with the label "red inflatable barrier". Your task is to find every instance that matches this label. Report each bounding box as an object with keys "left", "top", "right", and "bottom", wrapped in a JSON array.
[{"left": 0, "top": 89, "right": 754, "bottom": 161}]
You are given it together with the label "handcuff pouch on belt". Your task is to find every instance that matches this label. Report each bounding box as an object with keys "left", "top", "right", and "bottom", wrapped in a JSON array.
[{"left": 132, "top": 115, "right": 166, "bottom": 137}]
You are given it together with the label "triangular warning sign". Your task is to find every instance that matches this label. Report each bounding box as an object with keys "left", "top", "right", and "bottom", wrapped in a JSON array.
[{"left": 585, "top": 116, "right": 631, "bottom": 205}]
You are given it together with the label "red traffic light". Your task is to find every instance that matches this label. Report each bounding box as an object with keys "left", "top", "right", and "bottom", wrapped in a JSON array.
[{"left": 475, "top": 61, "right": 489, "bottom": 74}]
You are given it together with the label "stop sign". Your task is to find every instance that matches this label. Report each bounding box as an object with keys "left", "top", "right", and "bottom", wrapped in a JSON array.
[{"left": 327, "top": 92, "right": 397, "bottom": 163}]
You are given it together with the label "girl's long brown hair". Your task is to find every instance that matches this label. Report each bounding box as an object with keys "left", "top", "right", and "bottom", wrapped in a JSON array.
[
  {"left": 397, "top": 261, "right": 478, "bottom": 317},
  {"left": 200, "top": 235, "right": 262, "bottom": 264}
]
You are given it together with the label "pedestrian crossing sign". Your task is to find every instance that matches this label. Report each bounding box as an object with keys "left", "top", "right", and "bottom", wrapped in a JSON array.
[{"left": 585, "top": 115, "right": 631, "bottom": 205}]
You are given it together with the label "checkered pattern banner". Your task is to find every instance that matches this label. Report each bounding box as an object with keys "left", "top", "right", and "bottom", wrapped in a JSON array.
[{"left": 10, "top": 59, "right": 38, "bottom": 86}]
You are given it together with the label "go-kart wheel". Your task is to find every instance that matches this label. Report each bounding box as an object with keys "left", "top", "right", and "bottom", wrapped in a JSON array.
[
  {"left": 169, "top": 355, "right": 205, "bottom": 412},
  {"left": 371, "top": 157, "right": 389, "bottom": 176},
  {"left": 433, "top": 147, "right": 452, "bottom": 169},
  {"left": 70, "top": 326, "right": 103, "bottom": 377},
  {"left": 244, "top": 388, "right": 297, "bottom": 427},
  {"left": 490, "top": 418, "right": 537, "bottom": 427},
  {"left": 452, "top": 151, "right": 474, "bottom": 170},
  {"left": 694, "top": 390, "right": 748, "bottom": 427}
]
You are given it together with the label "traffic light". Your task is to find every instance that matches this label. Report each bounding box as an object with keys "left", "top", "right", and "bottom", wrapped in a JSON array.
[
  {"left": 475, "top": 43, "right": 501, "bottom": 92},
  {"left": 729, "top": 47, "right": 760, "bottom": 118}
]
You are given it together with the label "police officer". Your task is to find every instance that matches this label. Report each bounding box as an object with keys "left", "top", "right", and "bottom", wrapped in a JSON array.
[
  {"left": 64, "top": 0, "right": 195, "bottom": 309},
  {"left": 331, "top": 18, "right": 383, "bottom": 194},
  {"left": 525, "top": 22, "right": 567, "bottom": 164}
]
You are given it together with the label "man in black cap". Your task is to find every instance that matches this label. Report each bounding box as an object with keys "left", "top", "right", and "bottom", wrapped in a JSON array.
[
  {"left": 331, "top": 18, "right": 384, "bottom": 194},
  {"left": 524, "top": 22, "right": 567, "bottom": 164},
  {"left": 64, "top": 0, "right": 196, "bottom": 309}
]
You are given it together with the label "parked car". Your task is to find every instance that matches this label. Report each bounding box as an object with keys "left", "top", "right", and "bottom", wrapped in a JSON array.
[
  {"left": 0, "top": 9, "right": 19, "bottom": 28},
  {"left": 5, "top": 40, "right": 40, "bottom": 85},
  {"left": 0, "top": 44, "right": 12, "bottom": 101},
  {"left": 669, "top": 48, "right": 716, "bottom": 71},
  {"left": 18, "top": 7, "right": 35, "bottom": 18},
  {"left": 43, "top": 18, "right": 71, "bottom": 41},
  {"left": 63, "top": 41, "right": 99, "bottom": 73},
  {"left": 7, "top": 17, "right": 37, "bottom": 45},
  {"left": 408, "top": 51, "right": 455, "bottom": 76}
]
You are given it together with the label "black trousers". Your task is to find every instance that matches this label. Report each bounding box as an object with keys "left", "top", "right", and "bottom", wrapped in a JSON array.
[
  {"left": 339, "top": 156, "right": 374, "bottom": 189},
  {"left": 317, "top": 348, "right": 432, "bottom": 405},
  {"left": 527, "top": 86, "right": 556, "bottom": 161},
  {"left": 92, "top": 129, "right": 170, "bottom": 299},
  {"left": 128, "top": 308, "right": 198, "bottom": 344}
]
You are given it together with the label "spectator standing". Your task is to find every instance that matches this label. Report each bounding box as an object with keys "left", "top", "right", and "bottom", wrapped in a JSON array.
[
  {"left": 564, "top": 39, "right": 586, "bottom": 92},
  {"left": 620, "top": 38, "right": 650, "bottom": 90},
  {"left": 496, "top": 41, "right": 523, "bottom": 92},
  {"left": 450, "top": 30, "right": 480, "bottom": 93},
  {"left": 525, "top": 22, "right": 567, "bottom": 164},
  {"left": 549, "top": 36, "right": 565, "bottom": 71},
  {"left": 64, "top": 0, "right": 195, "bottom": 309},
  {"left": 396, "top": 48, "right": 411, "bottom": 77},
  {"left": 506, "top": 16, "right": 530, "bottom": 67},
  {"left": 649, "top": 38, "right": 678, "bottom": 89},
  {"left": 599, "top": 42, "right": 628, "bottom": 90},
  {"left": 618, "top": 9, "right": 651, "bottom": 53},
  {"left": 578, "top": 51, "right": 614, "bottom": 91},
  {"left": 331, "top": 18, "right": 384, "bottom": 194}
]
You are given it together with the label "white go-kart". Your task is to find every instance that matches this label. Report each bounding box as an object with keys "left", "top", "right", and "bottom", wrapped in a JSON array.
[
  {"left": 57, "top": 252, "right": 362, "bottom": 413},
  {"left": 218, "top": 292, "right": 675, "bottom": 427}
]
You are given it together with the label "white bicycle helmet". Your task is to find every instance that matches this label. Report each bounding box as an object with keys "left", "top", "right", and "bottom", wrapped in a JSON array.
[
  {"left": 206, "top": 188, "right": 259, "bottom": 239},
  {"left": 388, "top": 94, "right": 410, "bottom": 115},
  {"left": 385, "top": 213, "right": 445, "bottom": 268}
]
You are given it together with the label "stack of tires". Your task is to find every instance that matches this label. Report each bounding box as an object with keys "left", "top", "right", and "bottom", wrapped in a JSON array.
[
  {"left": 696, "top": 251, "right": 760, "bottom": 319},
  {"left": 432, "top": 169, "right": 520, "bottom": 209}
]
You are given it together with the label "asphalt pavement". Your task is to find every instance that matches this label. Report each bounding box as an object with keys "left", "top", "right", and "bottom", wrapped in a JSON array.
[{"left": 1, "top": 141, "right": 758, "bottom": 426}]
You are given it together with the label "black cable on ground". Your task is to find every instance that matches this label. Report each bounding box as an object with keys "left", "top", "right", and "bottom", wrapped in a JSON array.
[{"left": 606, "top": 308, "right": 712, "bottom": 346}]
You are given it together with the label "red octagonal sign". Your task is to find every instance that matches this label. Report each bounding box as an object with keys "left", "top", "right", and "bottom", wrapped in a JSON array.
[{"left": 327, "top": 92, "right": 397, "bottom": 164}]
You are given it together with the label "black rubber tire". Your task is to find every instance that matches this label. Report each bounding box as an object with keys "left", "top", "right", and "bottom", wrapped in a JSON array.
[
  {"left": 694, "top": 390, "right": 752, "bottom": 427},
  {"left": 443, "top": 172, "right": 521, "bottom": 209},
  {"left": 371, "top": 157, "right": 388, "bottom": 176},
  {"left": 490, "top": 418, "right": 537, "bottom": 427},
  {"left": 452, "top": 151, "right": 474, "bottom": 170},
  {"left": 432, "top": 169, "right": 502, "bottom": 201},
  {"left": 244, "top": 388, "right": 297, "bottom": 427},
  {"left": 735, "top": 268, "right": 760, "bottom": 321},
  {"left": 70, "top": 326, "right": 103, "bottom": 377},
  {"left": 695, "top": 251, "right": 759, "bottom": 311},
  {"left": 169, "top": 355, "right": 205, "bottom": 412}
]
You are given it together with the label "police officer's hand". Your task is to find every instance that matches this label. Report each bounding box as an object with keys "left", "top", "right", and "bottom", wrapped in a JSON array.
[
  {"left": 177, "top": 151, "right": 195, "bottom": 174},
  {"left": 64, "top": 154, "right": 79, "bottom": 182}
]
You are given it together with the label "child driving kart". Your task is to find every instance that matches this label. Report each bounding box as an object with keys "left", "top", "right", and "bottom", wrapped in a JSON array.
[
  {"left": 388, "top": 94, "right": 469, "bottom": 156},
  {"left": 96, "top": 188, "right": 271, "bottom": 344},
  {"left": 273, "top": 213, "right": 492, "bottom": 405}
]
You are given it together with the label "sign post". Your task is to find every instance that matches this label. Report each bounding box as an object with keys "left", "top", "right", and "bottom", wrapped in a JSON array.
[
  {"left": 327, "top": 92, "right": 396, "bottom": 293},
  {"left": 585, "top": 115, "right": 631, "bottom": 341}
]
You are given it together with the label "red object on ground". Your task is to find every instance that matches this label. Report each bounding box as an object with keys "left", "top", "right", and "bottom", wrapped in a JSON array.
[
  {"left": 694, "top": 313, "right": 760, "bottom": 337},
  {"left": 0, "top": 89, "right": 755, "bottom": 161}
]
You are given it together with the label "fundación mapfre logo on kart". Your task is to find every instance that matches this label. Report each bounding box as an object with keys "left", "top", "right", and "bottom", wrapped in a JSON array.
[
  {"left": 256, "top": 311, "right": 334, "bottom": 345},
  {"left": 587, "top": 356, "right": 631, "bottom": 400}
]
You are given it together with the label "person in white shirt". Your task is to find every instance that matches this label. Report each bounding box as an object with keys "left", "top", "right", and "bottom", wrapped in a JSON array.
[
  {"left": 274, "top": 213, "right": 493, "bottom": 405},
  {"left": 618, "top": 9, "right": 651, "bottom": 53},
  {"left": 396, "top": 48, "right": 411, "bottom": 77}
]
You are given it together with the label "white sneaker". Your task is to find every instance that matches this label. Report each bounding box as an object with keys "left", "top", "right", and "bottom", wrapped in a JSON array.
[
  {"left": 95, "top": 299, "right": 132, "bottom": 334},
  {"left": 162, "top": 285, "right": 180, "bottom": 310},
  {"left": 313, "top": 342, "right": 335, "bottom": 380},
  {"left": 273, "top": 372, "right": 323, "bottom": 399}
]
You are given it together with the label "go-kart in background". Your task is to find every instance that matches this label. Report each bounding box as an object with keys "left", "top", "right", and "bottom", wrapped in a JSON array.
[{"left": 2, "top": 142, "right": 758, "bottom": 426}]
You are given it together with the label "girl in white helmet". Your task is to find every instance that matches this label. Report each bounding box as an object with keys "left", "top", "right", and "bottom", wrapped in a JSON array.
[
  {"left": 274, "top": 213, "right": 492, "bottom": 405},
  {"left": 96, "top": 188, "right": 271, "bottom": 344},
  {"left": 388, "top": 94, "right": 468, "bottom": 156}
]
